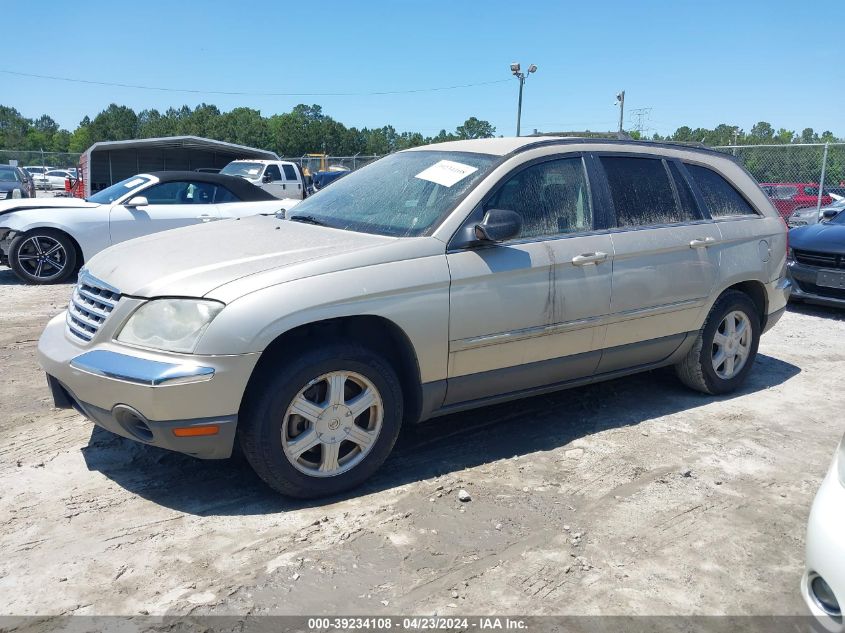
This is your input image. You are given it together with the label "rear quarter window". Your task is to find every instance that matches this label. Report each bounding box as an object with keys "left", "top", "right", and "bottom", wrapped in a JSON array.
[{"left": 686, "top": 164, "right": 757, "bottom": 217}]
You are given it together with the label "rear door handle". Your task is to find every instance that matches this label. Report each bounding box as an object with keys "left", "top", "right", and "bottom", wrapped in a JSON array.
[
  {"left": 690, "top": 237, "right": 718, "bottom": 248},
  {"left": 571, "top": 251, "right": 608, "bottom": 266}
]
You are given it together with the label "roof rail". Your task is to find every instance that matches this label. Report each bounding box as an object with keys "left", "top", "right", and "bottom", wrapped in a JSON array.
[{"left": 509, "top": 137, "right": 731, "bottom": 159}]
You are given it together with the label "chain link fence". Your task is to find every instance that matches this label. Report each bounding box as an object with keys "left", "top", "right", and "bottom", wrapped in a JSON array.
[
  {"left": 280, "top": 154, "right": 383, "bottom": 175},
  {"left": 712, "top": 143, "right": 845, "bottom": 200},
  {"left": 0, "top": 150, "right": 82, "bottom": 170}
]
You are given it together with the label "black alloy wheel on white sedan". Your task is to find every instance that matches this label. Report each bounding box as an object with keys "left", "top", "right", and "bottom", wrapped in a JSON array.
[{"left": 8, "top": 229, "right": 78, "bottom": 284}]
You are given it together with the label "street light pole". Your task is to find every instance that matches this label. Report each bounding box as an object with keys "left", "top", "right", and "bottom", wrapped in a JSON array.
[
  {"left": 511, "top": 63, "right": 537, "bottom": 137},
  {"left": 616, "top": 90, "right": 625, "bottom": 134}
]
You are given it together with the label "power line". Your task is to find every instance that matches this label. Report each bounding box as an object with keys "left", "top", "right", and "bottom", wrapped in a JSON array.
[
  {"left": 0, "top": 69, "right": 511, "bottom": 97},
  {"left": 629, "top": 107, "right": 653, "bottom": 136}
]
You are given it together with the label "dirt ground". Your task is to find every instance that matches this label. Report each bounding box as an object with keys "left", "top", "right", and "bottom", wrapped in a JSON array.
[{"left": 1, "top": 264, "right": 843, "bottom": 618}]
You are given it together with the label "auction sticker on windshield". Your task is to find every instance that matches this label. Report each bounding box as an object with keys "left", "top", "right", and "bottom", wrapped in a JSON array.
[
  {"left": 415, "top": 160, "right": 478, "bottom": 187},
  {"left": 123, "top": 178, "right": 146, "bottom": 189}
]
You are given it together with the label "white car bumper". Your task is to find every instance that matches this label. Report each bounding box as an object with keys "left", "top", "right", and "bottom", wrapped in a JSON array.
[{"left": 803, "top": 440, "right": 845, "bottom": 631}]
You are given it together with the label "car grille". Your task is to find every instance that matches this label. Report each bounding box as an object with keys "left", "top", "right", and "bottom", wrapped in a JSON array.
[
  {"left": 66, "top": 274, "right": 121, "bottom": 342},
  {"left": 793, "top": 249, "right": 845, "bottom": 270},
  {"left": 794, "top": 279, "right": 845, "bottom": 301}
]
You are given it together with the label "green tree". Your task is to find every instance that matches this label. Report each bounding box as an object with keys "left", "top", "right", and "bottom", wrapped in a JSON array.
[
  {"left": 68, "top": 116, "right": 92, "bottom": 152},
  {"left": 455, "top": 117, "right": 495, "bottom": 139},
  {"left": 89, "top": 104, "right": 138, "bottom": 143}
]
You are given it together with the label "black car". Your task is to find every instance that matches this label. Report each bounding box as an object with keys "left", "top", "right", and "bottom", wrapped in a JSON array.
[
  {"left": 788, "top": 207, "right": 845, "bottom": 307},
  {"left": 0, "top": 165, "right": 34, "bottom": 200}
]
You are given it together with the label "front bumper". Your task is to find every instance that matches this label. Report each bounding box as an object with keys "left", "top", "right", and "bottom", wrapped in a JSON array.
[
  {"left": 788, "top": 262, "right": 845, "bottom": 308},
  {"left": 802, "top": 459, "right": 845, "bottom": 632},
  {"left": 37, "top": 312, "right": 261, "bottom": 459}
]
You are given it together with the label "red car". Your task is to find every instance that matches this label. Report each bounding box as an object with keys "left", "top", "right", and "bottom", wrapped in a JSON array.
[{"left": 759, "top": 183, "right": 832, "bottom": 218}]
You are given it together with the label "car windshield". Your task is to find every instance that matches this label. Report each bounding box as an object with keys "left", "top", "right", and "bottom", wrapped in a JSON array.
[
  {"left": 288, "top": 151, "right": 497, "bottom": 237},
  {"left": 220, "top": 162, "right": 264, "bottom": 178},
  {"left": 87, "top": 175, "right": 153, "bottom": 204}
]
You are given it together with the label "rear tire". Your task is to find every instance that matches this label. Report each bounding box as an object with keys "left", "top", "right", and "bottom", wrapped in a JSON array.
[
  {"left": 9, "top": 229, "right": 77, "bottom": 285},
  {"left": 675, "top": 290, "right": 761, "bottom": 395},
  {"left": 238, "top": 343, "right": 403, "bottom": 498}
]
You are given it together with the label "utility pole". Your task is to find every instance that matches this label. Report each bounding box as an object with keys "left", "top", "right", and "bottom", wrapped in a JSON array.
[
  {"left": 615, "top": 90, "right": 625, "bottom": 134},
  {"left": 630, "top": 107, "right": 652, "bottom": 138},
  {"left": 510, "top": 63, "right": 537, "bottom": 137}
]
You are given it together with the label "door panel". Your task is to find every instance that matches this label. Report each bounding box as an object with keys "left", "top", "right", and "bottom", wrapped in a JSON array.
[
  {"left": 595, "top": 154, "right": 720, "bottom": 371},
  {"left": 445, "top": 154, "right": 613, "bottom": 405},
  {"left": 108, "top": 180, "right": 221, "bottom": 245},
  {"left": 109, "top": 203, "right": 220, "bottom": 245}
]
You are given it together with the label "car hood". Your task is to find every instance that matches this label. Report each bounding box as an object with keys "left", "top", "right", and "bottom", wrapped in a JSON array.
[
  {"left": 790, "top": 222, "right": 845, "bottom": 254},
  {"left": 0, "top": 197, "right": 99, "bottom": 217},
  {"left": 84, "top": 215, "right": 398, "bottom": 298}
]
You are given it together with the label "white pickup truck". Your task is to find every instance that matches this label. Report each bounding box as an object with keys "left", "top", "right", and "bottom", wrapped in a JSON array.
[{"left": 220, "top": 159, "right": 308, "bottom": 200}]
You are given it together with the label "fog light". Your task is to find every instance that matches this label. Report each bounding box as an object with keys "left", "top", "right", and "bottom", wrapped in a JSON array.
[{"left": 812, "top": 575, "right": 842, "bottom": 619}]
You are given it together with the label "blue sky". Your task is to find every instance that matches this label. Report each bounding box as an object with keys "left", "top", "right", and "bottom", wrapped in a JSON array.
[{"left": 4, "top": 0, "right": 844, "bottom": 138}]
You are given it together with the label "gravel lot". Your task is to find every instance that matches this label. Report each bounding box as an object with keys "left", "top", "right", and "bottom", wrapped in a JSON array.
[{"left": 0, "top": 265, "right": 843, "bottom": 618}]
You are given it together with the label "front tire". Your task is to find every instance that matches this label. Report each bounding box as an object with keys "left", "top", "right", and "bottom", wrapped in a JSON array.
[
  {"left": 675, "top": 290, "right": 761, "bottom": 395},
  {"left": 238, "top": 343, "right": 403, "bottom": 498},
  {"left": 9, "top": 229, "right": 77, "bottom": 285}
]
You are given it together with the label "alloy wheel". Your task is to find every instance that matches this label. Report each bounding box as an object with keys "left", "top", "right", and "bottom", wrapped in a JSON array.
[
  {"left": 16, "top": 235, "right": 68, "bottom": 280},
  {"left": 712, "top": 310, "right": 752, "bottom": 379},
  {"left": 281, "top": 370, "right": 383, "bottom": 477}
]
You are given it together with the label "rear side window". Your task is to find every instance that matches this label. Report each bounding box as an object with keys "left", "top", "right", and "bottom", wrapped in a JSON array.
[
  {"left": 668, "top": 162, "right": 699, "bottom": 219},
  {"left": 686, "top": 164, "right": 757, "bottom": 217},
  {"left": 282, "top": 164, "right": 298, "bottom": 180},
  {"left": 600, "top": 156, "right": 693, "bottom": 227},
  {"left": 214, "top": 186, "right": 240, "bottom": 203}
]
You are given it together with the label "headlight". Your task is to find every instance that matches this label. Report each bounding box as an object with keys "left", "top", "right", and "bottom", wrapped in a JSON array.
[
  {"left": 837, "top": 432, "right": 845, "bottom": 488},
  {"left": 116, "top": 299, "right": 223, "bottom": 353}
]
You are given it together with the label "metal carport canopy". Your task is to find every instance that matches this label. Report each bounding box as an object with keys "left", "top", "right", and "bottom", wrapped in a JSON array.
[{"left": 83, "top": 136, "right": 279, "bottom": 193}]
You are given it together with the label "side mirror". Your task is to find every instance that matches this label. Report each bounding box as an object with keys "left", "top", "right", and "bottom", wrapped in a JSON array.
[
  {"left": 474, "top": 209, "right": 523, "bottom": 243},
  {"left": 821, "top": 209, "right": 839, "bottom": 220},
  {"left": 126, "top": 196, "right": 148, "bottom": 207},
  {"left": 262, "top": 173, "right": 273, "bottom": 183}
]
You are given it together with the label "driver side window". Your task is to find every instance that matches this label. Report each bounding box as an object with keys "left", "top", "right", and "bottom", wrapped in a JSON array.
[
  {"left": 486, "top": 157, "right": 593, "bottom": 239},
  {"left": 265, "top": 165, "right": 282, "bottom": 182},
  {"left": 141, "top": 181, "right": 215, "bottom": 205}
]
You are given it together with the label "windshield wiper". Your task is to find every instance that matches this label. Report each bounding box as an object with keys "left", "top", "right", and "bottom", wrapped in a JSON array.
[{"left": 288, "top": 214, "right": 329, "bottom": 227}]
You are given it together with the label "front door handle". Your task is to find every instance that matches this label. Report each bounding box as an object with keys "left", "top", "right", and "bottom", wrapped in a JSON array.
[
  {"left": 689, "top": 237, "right": 718, "bottom": 248},
  {"left": 571, "top": 251, "right": 608, "bottom": 266}
]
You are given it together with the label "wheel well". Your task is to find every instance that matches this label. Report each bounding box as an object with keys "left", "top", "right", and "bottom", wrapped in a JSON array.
[
  {"left": 726, "top": 280, "right": 767, "bottom": 326},
  {"left": 242, "top": 315, "right": 424, "bottom": 426},
  {"left": 20, "top": 227, "right": 84, "bottom": 272}
]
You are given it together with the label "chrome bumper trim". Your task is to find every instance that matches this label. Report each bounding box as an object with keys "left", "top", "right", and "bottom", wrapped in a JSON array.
[{"left": 70, "top": 350, "right": 215, "bottom": 387}]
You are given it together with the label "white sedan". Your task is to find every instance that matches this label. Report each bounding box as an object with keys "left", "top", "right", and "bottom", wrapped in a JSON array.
[
  {"left": 803, "top": 431, "right": 845, "bottom": 631},
  {"left": 0, "top": 171, "right": 300, "bottom": 284},
  {"left": 34, "top": 169, "right": 74, "bottom": 190}
]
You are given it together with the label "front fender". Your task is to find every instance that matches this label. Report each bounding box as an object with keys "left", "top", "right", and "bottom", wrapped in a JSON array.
[
  {"left": 194, "top": 255, "right": 451, "bottom": 384},
  {"left": 0, "top": 210, "right": 110, "bottom": 262}
]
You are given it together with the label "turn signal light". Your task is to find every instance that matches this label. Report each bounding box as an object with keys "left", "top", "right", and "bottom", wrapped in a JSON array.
[{"left": 173, "top": 425, "right": 220, "bottom": 437}]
